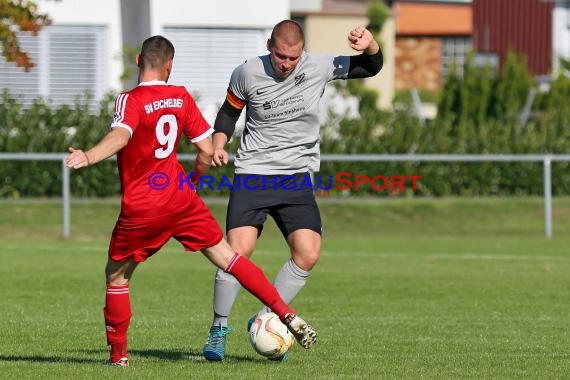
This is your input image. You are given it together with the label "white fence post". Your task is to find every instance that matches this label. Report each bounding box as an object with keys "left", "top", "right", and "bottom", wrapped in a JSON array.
[
  {"left": 62, "top": 158, "right": 70, "bottom": 239},
  {"left": 543, "top": 156, "right": 552, "bottom": 239}
]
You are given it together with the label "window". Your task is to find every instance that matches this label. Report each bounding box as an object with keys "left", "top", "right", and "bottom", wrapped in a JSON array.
[
  {"left": 0, "top": 25, "right": 105, "bottom": 111},
  {"left": 163, "top": 27, "right": 268, "bottom": 106},
  {"left": 441, "top": 37, "right": 472, "bottom": 78}
]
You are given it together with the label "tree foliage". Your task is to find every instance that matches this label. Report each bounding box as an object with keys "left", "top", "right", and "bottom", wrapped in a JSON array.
[
  {"left": 367, "top": 0, "right": 390, "bottom": 37},
  {"left": 0, "top": 0, "right": 50, "bottom": 70},
  {"left": 316, "top": 49, "right": 570, "bottom": 197},
  {"left": 436, "top": 51, "right": 533, "bottom": 127}
]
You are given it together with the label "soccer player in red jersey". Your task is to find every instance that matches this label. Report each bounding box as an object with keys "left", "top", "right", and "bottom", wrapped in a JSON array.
[{"left": 65, "top": 35, "right": 316, "bottom": 367}]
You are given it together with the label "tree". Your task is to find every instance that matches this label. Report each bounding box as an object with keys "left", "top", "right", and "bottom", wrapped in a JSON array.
[
  {"left": 493, "top": 51, "right": 532, "bottom": 121},
  {"left": 0, "top": 0, "right": 50, "bottom": 71},
  {"left": 367, "top": 0, "right": 390, "bottom": 37}
]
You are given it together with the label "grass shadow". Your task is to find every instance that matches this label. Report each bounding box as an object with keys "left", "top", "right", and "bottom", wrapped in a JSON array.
[
  {"left": 130, "top": 348, "right": 258, "bottom": 363},
  {"left": 0, "top": 354, "right": 102, "bottom": 364},
  {"left": 73, "top": 347, "right": 258, "bottom": 363}
]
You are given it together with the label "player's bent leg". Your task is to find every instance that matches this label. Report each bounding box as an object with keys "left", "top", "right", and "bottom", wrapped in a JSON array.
[
  {"left": 256, "top": 229, "right": 320, "bottom": 317},
  {"left": 202, "top": 242, "right": 289, "bottom": 316},
  {"left": 202, "top": 229, "right": 258, "bottom": 361},
  {"left": 104, "top": 259, "right": 138, "bottom": 366},
  {"left": 212, "top": 269, "right": 241, "bottom": 326},
  {"left": 201, "top": 242, "right": 314, "bottom": 329},
  {"left": 203, "top": 243, "right": 317, "bottom": 350},
  {"left": 280, "top": 230, "right": 320, "bottom": 349},
  {"left": 106, "top": 258, "right": 138, "bottom": 285},
  {"left": 227, "top": 226, "right": 258, "bottom": 258},
  {"left": 287, "top": 229, "right": 321, "bottom": 271},
  {"left": 210, "top": 227, "right": 258, "bottom": 326}
]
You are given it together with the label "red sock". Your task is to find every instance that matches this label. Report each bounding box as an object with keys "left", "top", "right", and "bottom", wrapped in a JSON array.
[
  {"left": 104, "top": 284, "right": 132, "bottom": 362},
  {"left": 225, "top": 253, "right": 295, "bottom": 319}
]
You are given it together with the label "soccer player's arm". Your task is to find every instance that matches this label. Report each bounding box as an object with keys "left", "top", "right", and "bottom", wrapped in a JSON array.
[
  {"left": 212, "top": 89, "right": 244, "bottom": 166},
  {"left": 66, "top": 124, "right": 130, "bottom": 169},
  {"left": 346, "top": 27, "right": 383, "bottom": 79},
  {"left": 66, "top": 92, "right": 136, "bottom": 169},
  {"left": 192, "top": 137, "right": 214, "bottom": 185},
  {"left": 182, "top": 92, "right": 217, "bottom": 183}
]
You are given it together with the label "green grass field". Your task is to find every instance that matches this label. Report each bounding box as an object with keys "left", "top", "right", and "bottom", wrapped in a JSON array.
[{"left": 1, "top": 197, "right": 570, "bottom": 379}]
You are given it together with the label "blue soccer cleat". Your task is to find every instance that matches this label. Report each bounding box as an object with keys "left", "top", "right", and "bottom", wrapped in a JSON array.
[
  {"left": 203, "top": 325, "right": 233, "bottom": 361},
  {"left": 268, "top": 353, "right": 288, "bottom": 362}
]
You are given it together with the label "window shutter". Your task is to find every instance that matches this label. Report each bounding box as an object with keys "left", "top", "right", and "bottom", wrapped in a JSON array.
[
  {"left": 0, "top": 25, "right": 105, "bottom": 111},
  {"left": 0, "top": 33, "right": 41, "bottom": 108},
  {"left": 46, "top": 26, "right": 105, "bottom": 110},
  {"left": 163, "top": 27, "right": 268, "bottom": 105}
]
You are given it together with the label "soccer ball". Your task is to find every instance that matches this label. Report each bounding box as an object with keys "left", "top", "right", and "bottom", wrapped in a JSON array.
[{"left": 248, "top": 312, "right": 294, "bottom": 358}]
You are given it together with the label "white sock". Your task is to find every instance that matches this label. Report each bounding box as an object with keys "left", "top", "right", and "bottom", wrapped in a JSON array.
[
  {"left": 259, "top": 258, "right": 310, "bottom": 316},
  {"left": 211, "top": 268, "right": 241, "bottom": 328}
]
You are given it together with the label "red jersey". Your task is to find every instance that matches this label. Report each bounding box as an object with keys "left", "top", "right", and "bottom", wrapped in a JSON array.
[{"left": 111, "top": 80, "right": 213, "bottom": 219}]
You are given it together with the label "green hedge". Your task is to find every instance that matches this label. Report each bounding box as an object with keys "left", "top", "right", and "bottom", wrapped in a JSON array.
[
  {"left": 0, "top": 90, "right": 241, "bottom": 198},
  {"left": 317, "top": 52, "right": 570, "bottom": 197},
  {"left": 1, "top": 55, "right": 569, "bottom": 197}
]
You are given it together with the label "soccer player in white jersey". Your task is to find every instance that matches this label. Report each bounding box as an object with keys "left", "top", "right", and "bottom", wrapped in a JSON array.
[{"left": 202, "top": 20, "right": 383, "bottom": 361}]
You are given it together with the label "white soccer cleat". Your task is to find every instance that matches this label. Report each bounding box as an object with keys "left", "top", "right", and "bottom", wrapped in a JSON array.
[
  {"left": 283, "top": 313, "right": 317, "bottom": 349},
  {"left": 106, "top": 357, "right": 129, "bottom": 367}
]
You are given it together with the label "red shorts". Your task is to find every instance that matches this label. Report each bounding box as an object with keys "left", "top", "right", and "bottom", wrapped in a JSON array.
[{"left": 108, "top": 196, "right": 223, "bottom": 262}]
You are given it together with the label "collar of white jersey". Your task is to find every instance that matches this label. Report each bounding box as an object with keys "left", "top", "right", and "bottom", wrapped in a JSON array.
[{"left": 138, "top": 80, "right": 167, "bottom": 86}]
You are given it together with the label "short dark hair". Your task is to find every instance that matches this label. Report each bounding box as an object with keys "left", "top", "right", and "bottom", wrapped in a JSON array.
[
  {"left": 270, "top": 19, "right": 305, "bottom": 47},
  {"left": 138, "top": 35, "right": 175, "bottom": 70}
]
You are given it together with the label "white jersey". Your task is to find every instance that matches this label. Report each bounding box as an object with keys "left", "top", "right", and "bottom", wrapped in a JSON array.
[{"left": 227, "top": 52, "right": 350, "bottom": 175}]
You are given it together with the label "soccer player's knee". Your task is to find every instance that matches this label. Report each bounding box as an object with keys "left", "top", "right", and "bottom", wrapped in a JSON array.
[
  {"left": 105, "top": 264, "right": 132, "bottom": 285},
  {"left": 306, "top": 251, "right": 320, "bottom": 266},
  {"left": 106, "top": 274, "right": 130, "bottom": 286},
  {"left": 294, "top": 250, "right": 320, "bottom": 270}
]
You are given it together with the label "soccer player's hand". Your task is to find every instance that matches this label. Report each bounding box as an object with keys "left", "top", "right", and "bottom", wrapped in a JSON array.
[
  {"left": 212, "top": 148, "right": 229, "bottom": 167},
  {"left": 348, "top": 26, "right": 375, "bottom": 53},
  {"left": 65, "top": 147, "right": 90, "bottom": 169}
]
